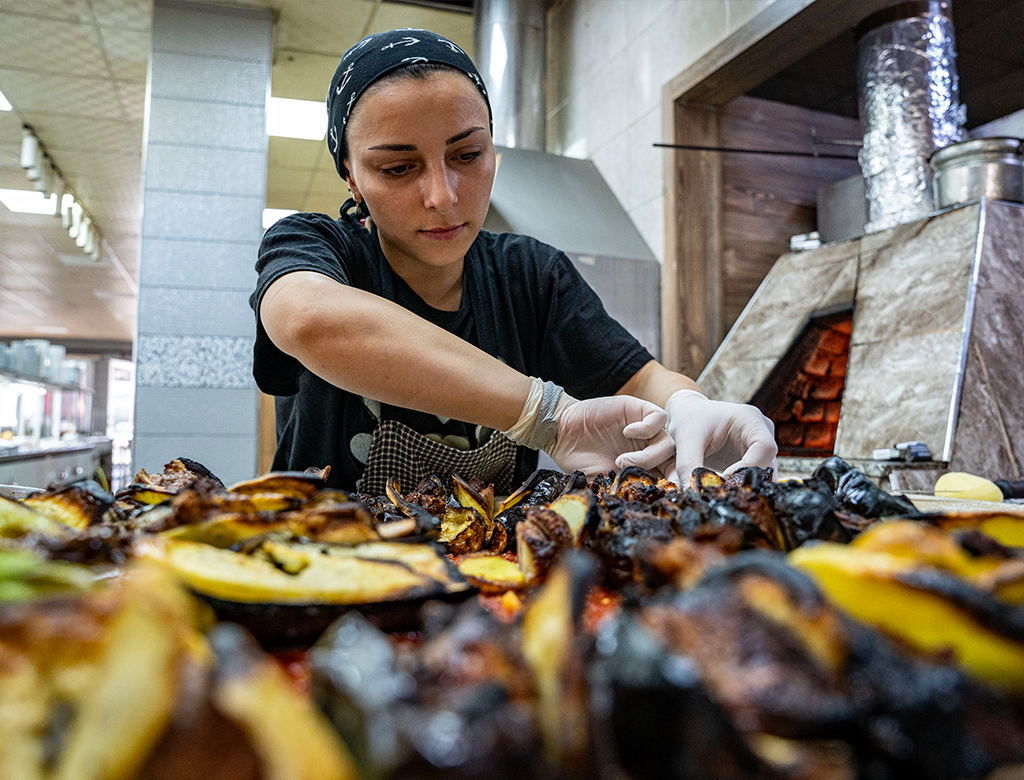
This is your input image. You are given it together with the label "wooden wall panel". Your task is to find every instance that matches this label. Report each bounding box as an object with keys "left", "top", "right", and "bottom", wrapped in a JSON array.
[
  {"left": 718, "top": 96, "right": 861, "bottom": 333},
  {"left": 666, "top": 101, "right": 721, "bottom": 377}
]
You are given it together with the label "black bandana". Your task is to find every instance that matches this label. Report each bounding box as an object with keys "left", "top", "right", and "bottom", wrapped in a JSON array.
[{"left": 326, "top": 28, "right": 492, "bottom": 179}]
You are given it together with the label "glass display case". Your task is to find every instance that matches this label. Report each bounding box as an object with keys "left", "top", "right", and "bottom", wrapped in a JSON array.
[{"left": 0, "top": 340, "right": 111, "bottom": 488}]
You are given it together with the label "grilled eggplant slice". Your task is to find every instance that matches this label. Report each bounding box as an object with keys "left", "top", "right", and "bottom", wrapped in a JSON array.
[
  {"left": 208, "top": 624, "right": 359, "bottom": 780},
  {"left": 923, "top": 511, "right": 1024, "bottom": 548},
  {"left": 116, "top": 483, "right": 178, "bottom": 506},
  {"left": 457, "top": 553, "right": 525, "bottom": 594},
  {"left": 0, "top": 560, "right": 209, "bottom": 780},
  {"left": 790, "top": 542, "right": 1024, "bottom": 694},
  {"left": 22, "top": 480, "right": 115, "bottom": 530},
  {"left": 546, "top": 490, "right": 598, "bottom": 544},
  {"left": 520, "top": 551, "right": 597, "bottom": 774},
  {"left": 439, "top": 506, "right": 487, "bottom": 555},
  {"left": 0, "top": 494, "right": 75, "bottom": 542},
  {"left": 164, "top": 499, "right": 379, "bottom": 548},
  {"left": 591, "top": 610, "right": 776, "bottom": 780},
  {"left": 516, "top": 507, "right": 574, "bottom": 584},
  {"left": 225, "top": 471, "right": 326, "bottom": 500},
  {"left": 139, "top": 538, "right": 468, "bottom": 605}
]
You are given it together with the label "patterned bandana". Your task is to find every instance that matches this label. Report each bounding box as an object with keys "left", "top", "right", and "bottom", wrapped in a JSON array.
[{"left": 326, "top": 28, "right": 492, "bottom": 179}]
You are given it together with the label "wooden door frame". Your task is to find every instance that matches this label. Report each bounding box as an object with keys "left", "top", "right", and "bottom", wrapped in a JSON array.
[{"left": 660, "top": 0, "right": 897, "bottom": 376}]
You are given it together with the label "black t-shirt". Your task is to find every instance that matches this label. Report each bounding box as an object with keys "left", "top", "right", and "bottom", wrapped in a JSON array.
[{"left": 250, "top": 207, "right": 654, "bottom": 491}]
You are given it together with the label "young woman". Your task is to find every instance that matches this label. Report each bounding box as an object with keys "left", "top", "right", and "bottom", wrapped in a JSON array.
[{"left": 250, "top": 29, "right": 776, "bottom": 495}]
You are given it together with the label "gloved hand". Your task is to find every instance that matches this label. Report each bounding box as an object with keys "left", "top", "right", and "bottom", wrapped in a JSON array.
[
  {"left": 546, "top": 394, "right": 674, "bottom": 476},
  {"left": 502, "top": 378, "right": 674, "bottom": 476},
  {"left": 664, "top": 390, "right": 777, "bottom": 487}
]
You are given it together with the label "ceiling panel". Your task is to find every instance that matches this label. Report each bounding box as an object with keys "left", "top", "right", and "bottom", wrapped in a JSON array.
[
  {"left": 273, "top": 0, "right": 377, "bottom": 55},
  {"left": 99, "top": 26, "right": 151, "bottom": 83},
  {"left": 20, "top": 113, "right": 138, "bottom": 153},
  {"left": 268, "top": 136, "right": 322, "bottom": 171},
  {"left": 271, "top": 50, "right": 341, "bottom": 102},
  {"left": 0, "top": 69, "right": 125, "bottom": 119},
  {"left": 0, "top": 14, "right": 108, "bottom": 77},
  {"left": 0, "top": 0, "right": 91, "bottom": 23},
  {"left": 266, "top": 166, "right": 315, "bottom": 194},
  {"left": 92, "top": 0, "right": 153, "bottom": 30}
]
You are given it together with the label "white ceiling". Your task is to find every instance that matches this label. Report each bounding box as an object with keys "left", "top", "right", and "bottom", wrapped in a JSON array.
[{"left": 0, "top": 0, "right": 473, "bottom": 344}]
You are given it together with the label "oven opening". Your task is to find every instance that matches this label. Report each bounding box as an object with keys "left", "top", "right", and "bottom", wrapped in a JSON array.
[{"left": 749, "top": 305, "right": 853, "bottom": 458}]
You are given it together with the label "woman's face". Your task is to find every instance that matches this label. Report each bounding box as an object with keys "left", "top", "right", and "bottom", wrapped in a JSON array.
[{"left": 343, "top": 71, "right": 495, "bottom": 275}]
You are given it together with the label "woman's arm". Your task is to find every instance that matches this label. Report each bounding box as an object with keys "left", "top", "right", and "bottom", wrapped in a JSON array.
[
  {"left": 260, "top": 271, "right": 677, "bottom": 475},
  {"left": 261, "top": 271, "right": 532, "bottom": 430},
  {"left": 615, "top": 359, "right": 702, "bottom": 405}
]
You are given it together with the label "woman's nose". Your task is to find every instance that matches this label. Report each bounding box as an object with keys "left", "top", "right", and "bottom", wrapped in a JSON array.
[{"left": 422, "top": 164, "right": 457, "bottom": 212}]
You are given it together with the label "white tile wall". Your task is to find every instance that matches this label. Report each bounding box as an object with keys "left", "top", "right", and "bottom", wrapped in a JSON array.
[{"left": 548, "top": 0, "right": 786, "bottom": 261}]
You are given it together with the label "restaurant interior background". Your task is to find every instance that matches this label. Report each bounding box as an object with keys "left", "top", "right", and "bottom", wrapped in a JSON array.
[{"left": 0, "top": 0, "right": 1021, "bottom": 488}]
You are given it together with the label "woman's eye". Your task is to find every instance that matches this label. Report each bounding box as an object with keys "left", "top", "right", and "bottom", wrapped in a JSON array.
[
  {"left": 456, "top": 151, "right": 482, "bottom": 163},
  {"left": 381, "top": 164, "right": 410, "bottom": 176}
]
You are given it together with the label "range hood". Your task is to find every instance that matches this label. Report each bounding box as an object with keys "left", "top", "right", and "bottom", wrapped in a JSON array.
[
  {"left": 484, "top": 145, "right": 655, "bottom": 263},
  {"left": 474, "top": 0, "right": 660, "bottom": 356}
]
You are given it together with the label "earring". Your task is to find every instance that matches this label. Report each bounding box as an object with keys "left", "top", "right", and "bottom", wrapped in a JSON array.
[{"left": 355, "top": 199, "right": 369, "bottom": 220}]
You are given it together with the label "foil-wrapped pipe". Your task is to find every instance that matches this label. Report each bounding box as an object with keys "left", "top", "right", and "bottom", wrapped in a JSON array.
[{"left": 856, "top": 1, "right": 965, "bottom": 233}]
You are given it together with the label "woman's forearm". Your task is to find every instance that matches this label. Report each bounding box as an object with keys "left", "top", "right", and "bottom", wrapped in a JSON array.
[
  {"left": 616, "top": 359, "right": 702, "bottom": 407},
  {"left": 261, "top": 272, "right": 532, "bottom": 430}
]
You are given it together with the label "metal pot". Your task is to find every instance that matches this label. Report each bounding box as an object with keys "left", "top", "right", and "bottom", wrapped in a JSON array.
[{"left": 930, "top": 136, "right": 1024, "bottom": 208}]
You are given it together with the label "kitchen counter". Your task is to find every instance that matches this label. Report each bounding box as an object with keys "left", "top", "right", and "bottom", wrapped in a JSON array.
[{"left": 0, "top": 436, "right": 113, "bottom": 488}]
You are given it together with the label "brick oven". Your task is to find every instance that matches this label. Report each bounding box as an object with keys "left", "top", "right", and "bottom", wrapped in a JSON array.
[
  {"left": 750, "top": 309, "right": 852, "bottom": 457},
  {"left": 697, "top": 199, "right": 1024, "bottom": 482}
]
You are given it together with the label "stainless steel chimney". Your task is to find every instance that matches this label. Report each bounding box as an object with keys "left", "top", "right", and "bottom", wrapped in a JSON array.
[
  {"left": 473, "top": 0, "right": 547, "bottom": 150},
  {"left": 856, "top": 1, "right": 965, "bottom": 232}
]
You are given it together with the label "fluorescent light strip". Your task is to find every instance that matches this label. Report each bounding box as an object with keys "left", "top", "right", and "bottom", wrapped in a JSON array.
[
  {"left": 0, "top": 188, "right": 57, "bottom": 215},
  {"left": 266, "top": 97, "right": 327, "bottom": 140},
  {"left": 0, "top": 89, "right": 10, "bottom": 111}
]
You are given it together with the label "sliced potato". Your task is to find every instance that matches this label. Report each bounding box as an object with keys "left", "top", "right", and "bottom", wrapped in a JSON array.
[
  {"left": 457, "top": 553, "right": 525, "bottom": 594},
  {"left": 934, "top": 472, "right": 1004, "bottom": 503}
]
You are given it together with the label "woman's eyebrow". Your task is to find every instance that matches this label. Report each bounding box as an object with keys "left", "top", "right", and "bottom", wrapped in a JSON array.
[
  {"left": 368, "top": 142, "right": 416, "bottom": 151},
  {"left": 366, "top": 127, "right": 486, "bottom": 152},
  {"left": 446, "top": 126, "right": 485, "bottom": 145}
]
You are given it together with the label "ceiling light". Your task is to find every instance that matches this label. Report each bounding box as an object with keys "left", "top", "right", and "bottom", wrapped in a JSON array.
[
  {"left": 266, "top": 97, "right": 327, "bottom": 140},
  {"left": 0, "top": 89, "right": 10, "bottom": 111},
  {"left": 263, "top": 208, "right": 297, "bottom": 229},
  {"left": 0, "top": 189, "right": 58, "bottom": 215}
]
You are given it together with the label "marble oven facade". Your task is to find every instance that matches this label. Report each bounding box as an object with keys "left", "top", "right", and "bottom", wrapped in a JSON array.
[{"left": 698, "top": 199, "right": 1024, "bottom": 481}]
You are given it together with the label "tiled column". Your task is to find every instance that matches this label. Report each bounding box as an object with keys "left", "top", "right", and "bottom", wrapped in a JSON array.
[{"left": 133, "top": 0, "right": 270, "bottom": 485}]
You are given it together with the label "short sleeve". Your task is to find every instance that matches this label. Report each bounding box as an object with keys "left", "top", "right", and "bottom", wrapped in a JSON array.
[
  {"left": 249, "top": 212, "right": 357, "bottom": 396},
  {"left": 534, "top": 252, "right": 654, "bottom": 398}
]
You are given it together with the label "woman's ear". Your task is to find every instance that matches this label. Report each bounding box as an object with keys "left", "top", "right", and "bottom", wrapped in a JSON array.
[{"left": 344, "top": 163, "right": 362, "bottom": 202}]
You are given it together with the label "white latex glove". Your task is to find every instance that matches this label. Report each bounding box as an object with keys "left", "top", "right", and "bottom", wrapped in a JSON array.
[
  {"left": 664, "top": 390, "right": 777, "bottom": 487},
  {"left": 546, "top": 394, "right": 675, "bottom": 476},
  {"left": 502, "top": 378, "right": 674, "bottom": 476}
]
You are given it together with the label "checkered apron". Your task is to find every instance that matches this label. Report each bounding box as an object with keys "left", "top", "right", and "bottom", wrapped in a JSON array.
[{"left": 356, "top": 419, "right": 518, "bottom": 496}]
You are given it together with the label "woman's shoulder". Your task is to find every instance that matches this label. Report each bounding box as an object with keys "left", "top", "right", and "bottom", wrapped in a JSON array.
[
  {"left": 473, "top": 229, "right": 566, "bottom": 270},
  {"left": 262, "top": 209, "right": 368, "bottom": 248}
]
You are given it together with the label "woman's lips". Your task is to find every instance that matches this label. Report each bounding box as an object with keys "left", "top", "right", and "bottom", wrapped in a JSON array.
[{"left": 420, "top": 224, "right": 465, "bottom": 241}]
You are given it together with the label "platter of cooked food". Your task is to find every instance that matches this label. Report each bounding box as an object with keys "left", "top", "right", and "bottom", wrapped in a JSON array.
[{"left": 2, "top": 455, "right": 1024, "bottom": 779}]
